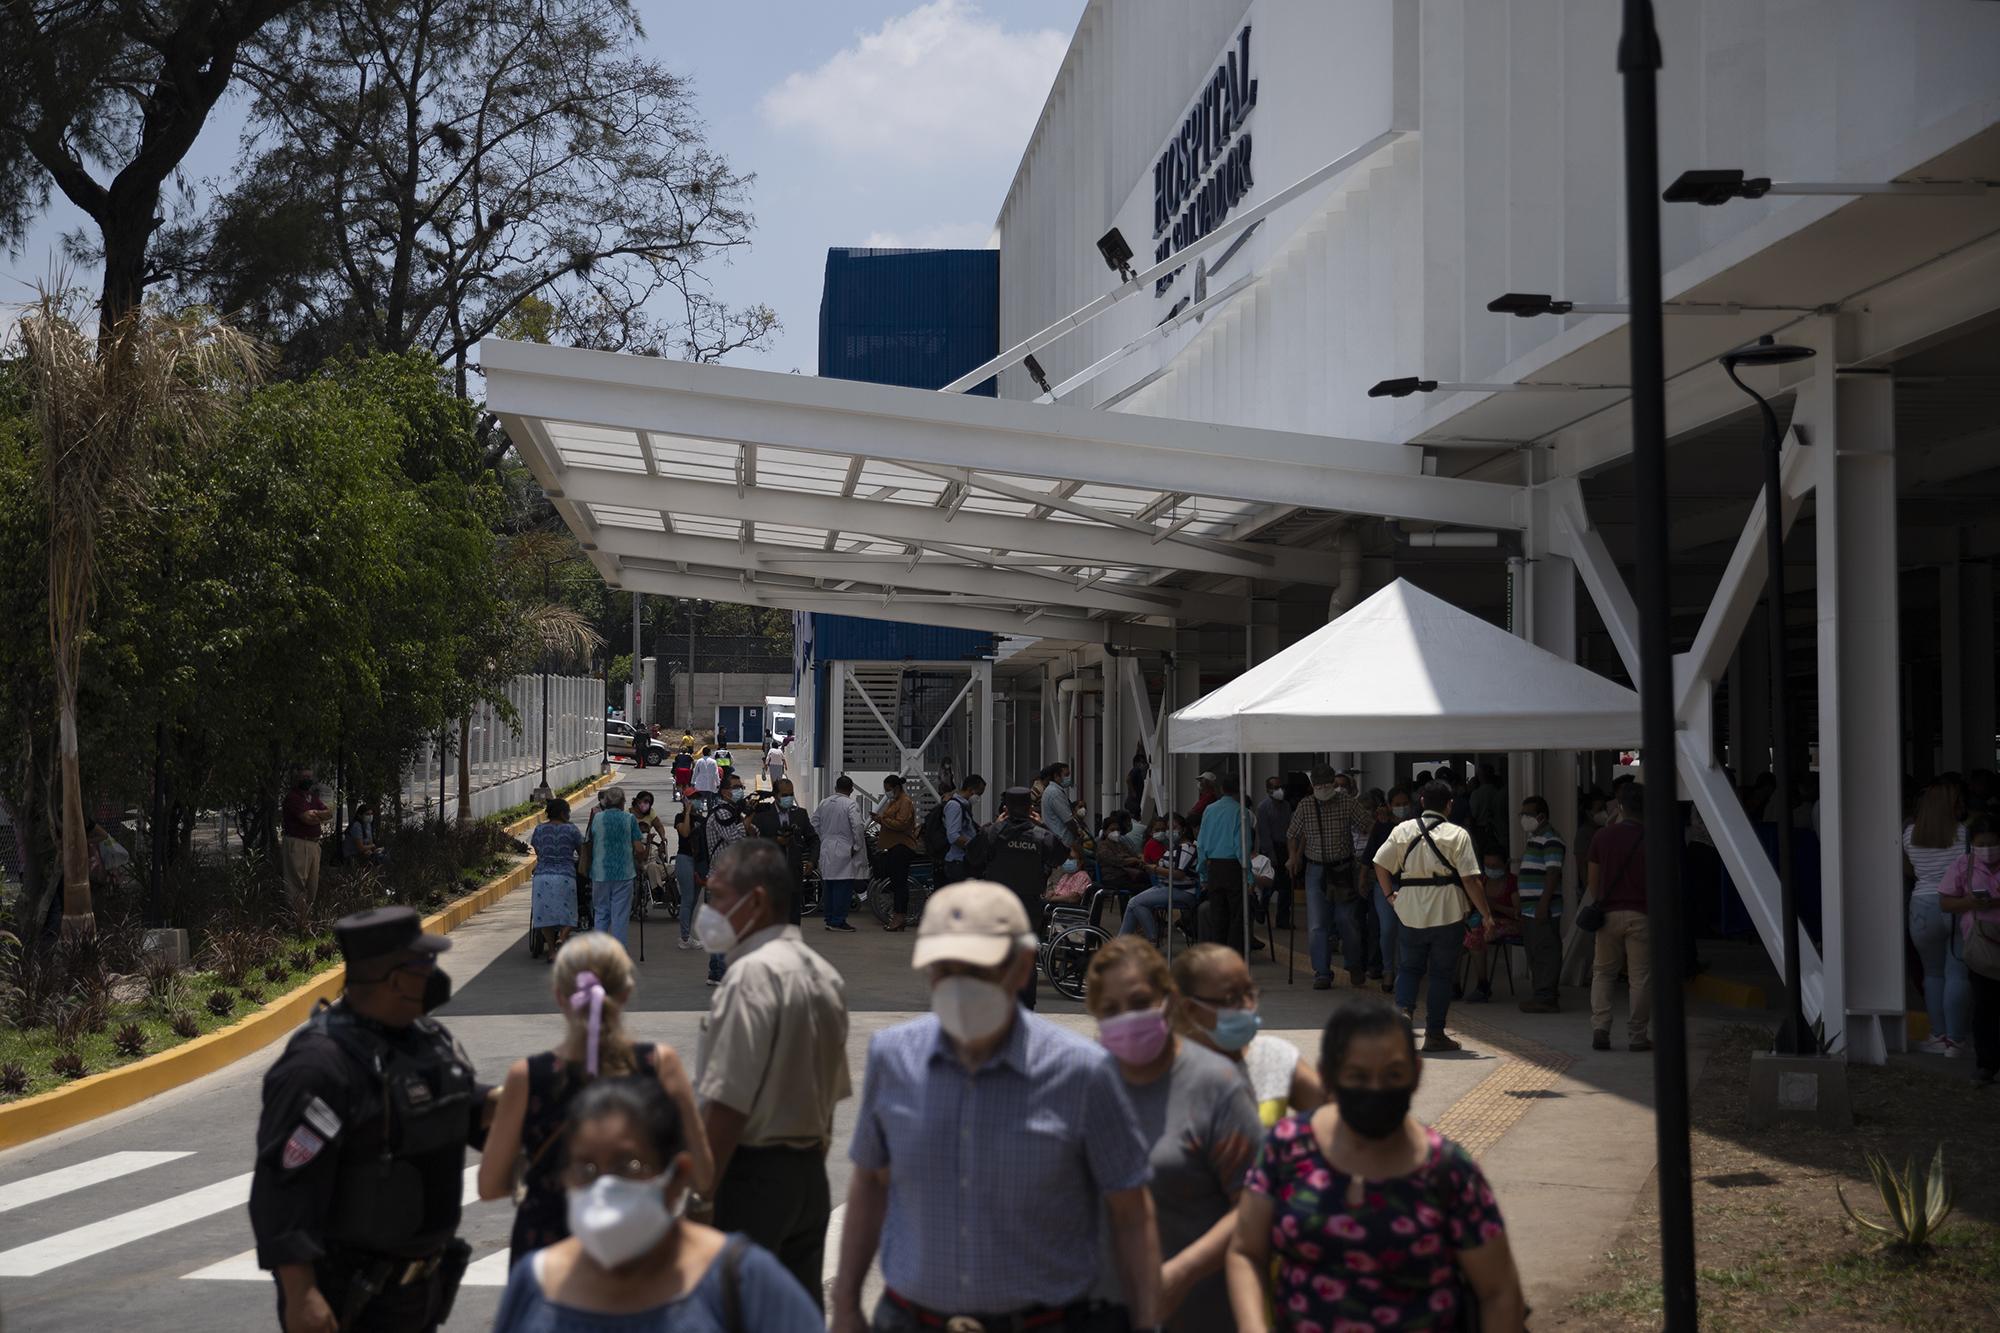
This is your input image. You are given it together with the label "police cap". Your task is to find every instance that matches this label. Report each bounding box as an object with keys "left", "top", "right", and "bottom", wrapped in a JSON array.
[
  {"left": 334, "top": 906, "right": 451, "bottom": 966},
  {"left": 1001, "top": 785, "right": 1033, "bottom": 812}
]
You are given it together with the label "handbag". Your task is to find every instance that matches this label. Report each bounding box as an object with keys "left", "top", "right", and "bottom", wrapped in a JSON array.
[
  {"left": 1951, "top": 859, "right": 2000, "bottom": 980},
  {"left": 1577, "top": 830, "right": 1642, "bottom": 932}
]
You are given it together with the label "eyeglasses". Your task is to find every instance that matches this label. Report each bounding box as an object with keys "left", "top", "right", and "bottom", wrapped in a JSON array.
[
  {"left": 560, "top": 1158, "right": 664, "bottom": 1189},
  {"left": 1188, "top": 983, "right": 1259, "bottom": 1010}
]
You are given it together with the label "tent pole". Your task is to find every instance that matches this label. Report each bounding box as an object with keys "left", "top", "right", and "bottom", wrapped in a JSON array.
[
  {"left": 1163, "top": 649, "right": 1176, "bottom": 972},
  {"left": 1242, "top": 614, "right": 1254, "bottom": 967}
]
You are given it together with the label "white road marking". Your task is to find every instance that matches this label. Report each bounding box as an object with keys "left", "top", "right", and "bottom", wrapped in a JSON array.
[
  {"left": 462, "top": 1248, "right": 515, "bottom": 1287},
  {"left": 0, "top": 1172, "right": 252, "bottom": 1277},
  {"left": 0, "top": 1152, "right": 195, "bottom": 1216},
  {"left": 183, "top": 1167, "right": 491, "bottom": 1282}
]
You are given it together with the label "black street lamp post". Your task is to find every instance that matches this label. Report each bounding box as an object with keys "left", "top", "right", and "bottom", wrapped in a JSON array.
[{"left": 1720, "top": 335, "right": 1817, "bottom": 1055}]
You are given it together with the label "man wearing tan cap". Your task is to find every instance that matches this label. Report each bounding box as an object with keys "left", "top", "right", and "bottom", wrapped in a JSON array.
[{"left": 830, "top": 880, "right": 1163, "bottom": 1333}]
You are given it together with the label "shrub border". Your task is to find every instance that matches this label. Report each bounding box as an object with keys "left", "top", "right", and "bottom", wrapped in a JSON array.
[{"left": 0, "top": 770, "right": 617, "bottom": 1149}]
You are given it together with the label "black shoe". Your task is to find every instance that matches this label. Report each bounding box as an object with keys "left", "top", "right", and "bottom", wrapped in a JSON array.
[
  {"left": 1630, "top": 1037, "right": 1654, "bottom": 1053},
  {"left": 1381, "top": 980, "right": 1395, "bottom": 995},
  {"left": 1312, "top": 976, "right": 1332, "bottom": 991},
  {"left": 1348, "top": 972, "right": 1366, "bottom": 989},
  {"left": 824, "top": 921, "right": 857, "bottom": 932},
  {"left": 1592, "top": 1030, "right": 1612, "bottom": 1051},
  {"left": 1422, "top": 1033, "right": 1463, "bottom": 1053},
  {"left": 1466, "top": 986, "right": 1492, "bottom": 1004}
]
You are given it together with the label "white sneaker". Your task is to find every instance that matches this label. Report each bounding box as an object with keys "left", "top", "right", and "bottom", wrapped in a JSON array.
[
  {"left": 1943, "top": 1038, "right": 1965, "bottom": 1059},
  {"left": 677, "top": 937, "right": 699, "bottom": 950},
  {"left": 1917, "top": 1036, "right": 1950, "bottom": 1054}
]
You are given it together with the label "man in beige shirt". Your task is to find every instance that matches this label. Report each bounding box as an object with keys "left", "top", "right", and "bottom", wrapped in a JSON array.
[
  {"left": 1372, "top": 779, "right": 1495, "bottom": 1052},
  {"left": 694, "top": 837, "right": 852, "bottom": 1310}
]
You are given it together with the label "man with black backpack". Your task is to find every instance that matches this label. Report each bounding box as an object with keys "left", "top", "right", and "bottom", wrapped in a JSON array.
[
  {"left": 967, "top": 786, "right": 1067, "bottom": 1010},
  {"left": 923, "top": 774, "right": 985, "bottom": 885},
  {"left": 1371, "top": 780, "right": 1496, "bottom": 1052}
]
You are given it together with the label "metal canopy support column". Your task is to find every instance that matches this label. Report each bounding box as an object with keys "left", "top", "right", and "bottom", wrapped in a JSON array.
[
  {"left": 1809, "top": 361, "right": 1904, "bottom": 1062},
  {"left": 977, "top": 661, "right": 995, "bottom": 823},
  {"left": 1241, "top": 614, "right": 1255, "bottom": 965},
  {"left": 1942, "top": 563, "right": 1965, "bottom": 772},
  {"left": 1963, "top": 564, "right": 1996, "bottom": 771},
  {"left": 828, "top": 662, "right": 846, "bottom": 802}
]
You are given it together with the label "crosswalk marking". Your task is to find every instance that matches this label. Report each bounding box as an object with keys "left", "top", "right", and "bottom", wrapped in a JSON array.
[
  {"left": 0, "top": 1152, "right": 194, "bottom": 1216},
  {"left": 0, "top": 1172, "right": 252, "bottom": 1277},
  {"left": 181, "top": 1167, "right": 490, "bottom": 1283}
]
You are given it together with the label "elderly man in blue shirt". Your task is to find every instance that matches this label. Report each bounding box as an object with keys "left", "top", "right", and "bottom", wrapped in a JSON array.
[
  {"left": 1195, "top": 772, "right": 1255, "bottom": 956},
  {"left": 831, "top": 880, "right": 1164, "bottom": 1333}
]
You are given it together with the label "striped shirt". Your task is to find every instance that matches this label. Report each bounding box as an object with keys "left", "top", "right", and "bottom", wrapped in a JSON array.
[
  {"left": 1517, "top": 827, "right": 1567, "bottom": 908},
  {"left": 849, "top": 1012, "right": 1151, "bottom": 1313},
  {"left": 1904, "top": 823, "right": 1967, "bottom": 897}
]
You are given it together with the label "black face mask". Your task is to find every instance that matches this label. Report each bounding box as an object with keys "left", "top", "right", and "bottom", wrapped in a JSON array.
[
  {"left": 422, "top": 968, "right": 452, "bottom": 1014},
  {"left": 1334, "top": 1082, "right": 1414, "bottom": 1139},
  {"left": 297, "top": 777, "right": 314, "bottom": 791}
]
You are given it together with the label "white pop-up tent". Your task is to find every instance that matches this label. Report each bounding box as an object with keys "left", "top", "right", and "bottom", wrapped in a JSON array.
[{"left": 1169, "top": 579, "right": 1642, "bottom": 755}]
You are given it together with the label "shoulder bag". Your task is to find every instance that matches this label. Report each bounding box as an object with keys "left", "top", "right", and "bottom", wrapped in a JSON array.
[
  {"left": 1577, "top": 830, "right": 1643, "bottom": 933},
  {"left": 1949, "top": 855, "right": 2000, "bottom": 981}
]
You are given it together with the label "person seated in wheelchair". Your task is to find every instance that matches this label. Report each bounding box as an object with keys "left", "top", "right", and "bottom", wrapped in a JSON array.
[
  {"left": 1461, "top": 849, "right": 1523, "bottom": 1004},
  {"left": 1093, "top": 812, "right": 1151, "bottom": 893}
]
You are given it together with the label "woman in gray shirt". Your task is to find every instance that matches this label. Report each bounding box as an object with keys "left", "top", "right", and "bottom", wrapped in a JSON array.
[{"left": 1085, "top": 935, "right": 1263, "bottom": 1330}]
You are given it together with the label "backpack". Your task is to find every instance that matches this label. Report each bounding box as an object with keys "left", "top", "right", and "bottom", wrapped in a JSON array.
[{"left": 922, "top": 795, "right": 965, "bottom": 859}]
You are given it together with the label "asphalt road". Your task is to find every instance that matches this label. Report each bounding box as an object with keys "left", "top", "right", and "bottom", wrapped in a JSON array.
[{"left": 0, "top": 778, "right": 1488, "bottom": 1331}]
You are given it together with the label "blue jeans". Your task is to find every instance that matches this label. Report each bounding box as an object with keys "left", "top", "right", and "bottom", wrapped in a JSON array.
[
  {"left": 1375, "top": 882, "right": 1401, "bottom": 982},
  {"left": 824, "top": 877, "right": 861, "bottom": 926},
  {"left": 594, "top": 877, "right": 634, "bottom": 949},
  {"left": 676, "top": 855, "right": 699, "bottom": 941},
  {"left": 1120, "top": 882, "right": 1200, "bottom": 940},
  {"left": 1396, "top": 920, "right": 1465, "bottom": 1034},
  {"left": 1303, "top": 862, "right": 1365, "bottom": 981},
  {"left": 1909, "top": 893, "right": 1959, "bottom": 1041}
]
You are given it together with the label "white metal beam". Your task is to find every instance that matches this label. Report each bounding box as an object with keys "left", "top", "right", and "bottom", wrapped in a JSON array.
[
  {"left": 482, "top": 340, "right": 1526, "bottom": 530},
  {"left": 1547, "top": 478, "right": 1642, "bottom": 685},
  {"left": 899, "top": 462, "right": 1263, "bottom": 562},
  {"left": 542, "top": 466, "right": 1337, "bottom": 584}
]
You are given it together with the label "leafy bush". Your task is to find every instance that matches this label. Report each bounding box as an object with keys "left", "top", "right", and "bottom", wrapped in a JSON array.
[
  {"left": 313, "top": 940, "right": 338, "bottom": 963},
  {"left": 240, "top": 984, "right": 265, "bottom": 1005},
  {"left": 1839, "top": 1145, "right": 1955, "bottom": 1249},
  {"left": 142, "top": 952, "right": 188, "bottom": 1017},
  {"left": 0, "top": 1061, "right": 27, "bottom": 1094},
  {"left": 201, "top": 928, "right": 271, "bottom": 988},
  {"left": 49, "top": 1049, "right": 87, "bottom": 1080},
  {"left": 170, "top": 1010, "right": 200, "bottom": 1039},
  {"left": 263, "top": 960, "right": 287, "bottom": 984},
  {"left": 205, "top": 989, "right": 235, "bottom": 1017},
  {"left": 113, "top": 1023, "right": 147, "bottom": 1058},
  {"left": 289, "top": 950, "right": 315, "bottom": 973}
]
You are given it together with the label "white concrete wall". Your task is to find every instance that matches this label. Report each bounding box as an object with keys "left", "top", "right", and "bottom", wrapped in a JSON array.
[{"left": 996, "top": 0, "right": 2000, "bottom": 437}]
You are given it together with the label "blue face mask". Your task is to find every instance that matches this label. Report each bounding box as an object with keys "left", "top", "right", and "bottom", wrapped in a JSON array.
[
  {"left": 778, "top": 795, "right": 795, "bottom": 810},
  {"left": 1208, "top": 1005, "right": 1261, "bottom": 1052},
  {"left": 1060, "top": 858, "right": 1078, "bottom": 874}
]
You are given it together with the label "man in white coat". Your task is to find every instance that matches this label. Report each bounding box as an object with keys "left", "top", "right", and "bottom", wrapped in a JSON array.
[{"left": 812, "top": 774, "right": 871, "bottom": 933}]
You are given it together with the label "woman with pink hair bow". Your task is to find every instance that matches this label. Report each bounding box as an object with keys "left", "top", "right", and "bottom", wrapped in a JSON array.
[{"left": 479, "top": 932, "right": 713, "bottom": 1265}]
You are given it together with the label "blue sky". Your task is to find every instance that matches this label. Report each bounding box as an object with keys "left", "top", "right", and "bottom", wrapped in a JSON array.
[{"left": 2, "top": 0, "right": 1087, "bottom": 373}]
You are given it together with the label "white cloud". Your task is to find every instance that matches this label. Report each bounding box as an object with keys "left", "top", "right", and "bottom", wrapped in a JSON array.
[
  {"left": 761, "top": 1, "right": 1067, "bottom": 166},
  {"left": 861, "top": 222, "right": 997, "bottom": 249}
]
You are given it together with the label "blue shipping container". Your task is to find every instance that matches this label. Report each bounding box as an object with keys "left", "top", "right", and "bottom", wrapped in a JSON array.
[{"left": 819, "top": 248, "right": 999, "bottom": 395}]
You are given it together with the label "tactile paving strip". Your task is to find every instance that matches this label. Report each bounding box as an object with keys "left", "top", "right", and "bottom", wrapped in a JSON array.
[{"left": 1428, "top": 1011, "right": 1575, "bottom": 1159}]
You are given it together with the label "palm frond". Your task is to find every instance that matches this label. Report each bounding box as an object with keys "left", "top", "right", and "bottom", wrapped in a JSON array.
[{"left": 518, "top": 602, "right": 603, "bottom": 660}]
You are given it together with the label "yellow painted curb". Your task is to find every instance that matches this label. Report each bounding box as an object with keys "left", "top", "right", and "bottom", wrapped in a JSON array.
[
  {"left": 0, "top": 771, "right": 616, "bottom": 1150},
  {"left": 1688, "top": 973, "right": 1767, "bottom": 1010}
]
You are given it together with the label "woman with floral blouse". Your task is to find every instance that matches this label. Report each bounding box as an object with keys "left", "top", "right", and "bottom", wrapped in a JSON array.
[{"left": 1225, "top": 995, "right": 1525, "bottom": 1332}]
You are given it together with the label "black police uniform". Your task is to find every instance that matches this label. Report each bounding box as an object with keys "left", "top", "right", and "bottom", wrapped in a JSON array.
[
  {"left": 749, "top": 801, "right": 819, "bottom": 920},
  {"left": 967, "top": 789, "right": 1069, "bottom": 1010},
  {"left": 250, "top": 907, "right": 487, "bottom": 1332}
]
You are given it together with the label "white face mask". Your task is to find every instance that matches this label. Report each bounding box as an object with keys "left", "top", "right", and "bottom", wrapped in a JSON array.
[
  {"left": 1313, "top": 785, "right": 1337, "bottom": 802},
  {"left": 696, "top": 894, "right": 755, "bottom": 953},
  {"left": 1520, "top": 814, "right": 1540, "bottom": 833},
  {"left": 567, "top": 1168, "right": 678, "bottom": 1270},
  {"left": 932, "top": 974, "right": 1014, "bottom": 1043},
  {"left": 1593, "top": 809, "right": 1612, "bottom": 827}
]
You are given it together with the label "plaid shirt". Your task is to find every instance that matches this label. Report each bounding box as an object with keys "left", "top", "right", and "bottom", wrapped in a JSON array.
[
  {"left": 849, "top": 1012, "right": 1151, "bottom": 1313},
  {"left": 1287, "top": 792, "right": 1370, "bottom": 865}
]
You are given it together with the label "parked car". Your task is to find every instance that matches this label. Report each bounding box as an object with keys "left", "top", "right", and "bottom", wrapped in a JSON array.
[{"left": 605, "top": 719, "right": 668, "bottom": 767}]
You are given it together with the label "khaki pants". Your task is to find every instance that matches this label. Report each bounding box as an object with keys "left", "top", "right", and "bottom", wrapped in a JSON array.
[
  {"left": 282, "top": 835, "right": 322, "bottom": 917},
  {"left": 1591, "top": 909, "right": 1653, "bottom": 1039}
]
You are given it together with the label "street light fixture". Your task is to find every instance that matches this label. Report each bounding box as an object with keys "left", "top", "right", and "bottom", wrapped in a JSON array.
[
  {"left": 1486, "top": 292, "right": 1813, "bottom": 318},
  {"left": 1096, "top": 227, "right": 1138, "bottom": 283},
  {"left": 1367, "top": 376, "right": 1627, "bottom": 398},
  {"left": 1022, "top": 354, "right": 1054, "bottom": 395},
  {"left": 1719, "top": 334, "right": 1817, "bottom": 1058},
  {"left": 1664, "top": 167, "right": 1994, "bottom": 205}
]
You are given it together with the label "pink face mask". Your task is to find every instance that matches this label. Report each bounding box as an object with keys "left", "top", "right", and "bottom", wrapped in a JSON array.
[
  {"left": 1097, "top": 1005, "right": 1171, "bottom": 1065},
  {"left": 1975, "top": 846, "right": 2000, "bottom": 867}
]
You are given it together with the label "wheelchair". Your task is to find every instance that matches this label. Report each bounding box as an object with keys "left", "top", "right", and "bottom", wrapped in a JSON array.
[{"left": 1037, "top": 850, "right": 1136, "bottom": 1001}]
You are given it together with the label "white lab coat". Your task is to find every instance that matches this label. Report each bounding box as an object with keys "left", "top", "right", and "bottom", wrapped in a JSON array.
[{"left": 813, "top": 793, "right": 870, "bottom": 880}]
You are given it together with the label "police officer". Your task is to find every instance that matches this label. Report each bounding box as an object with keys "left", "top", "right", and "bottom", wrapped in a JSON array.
[
  {"left": 250, "top": 907, "right": 490, "bottom": 1333},
  {"left": 966, "top": 786, "right": 1069, "bottom": 1010}
]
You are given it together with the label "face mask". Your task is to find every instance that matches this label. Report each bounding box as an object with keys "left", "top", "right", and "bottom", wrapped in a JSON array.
[
  {"left": 1520, "top": 814, "right": 1540, "bottom": 833},
  {"left": 1204, "top": 1004, "right": 1261, "bottom": 1052},
  {"left": 1098, "top": 1005, "right": 1170, "bottom": 1065},
  {"left": 778, "top": 795, "right": 795, "bottom": 810},
  {"left": 1977, "top": 846, "right": 2000, "bottom": 867},
  {"left": 1391, "top": 805, "right": 1411, "bottom": 820},
  {"left": 696, "top": 894, "right": 756, "bottom": 953},
  {"left": 1060, "top": 858, "right": 1078, "bottom": 875},
  {"left": 635, "top": 802, "right": 652, "bottom": 815},
  {"left": 1484, "top": 866, "right": 1506, "bottom": 882},
  {"left": 567, "top": 1169, "right": 674, "bottom": 1270},
  {"left": 422, "top": 968, "right": 451, "bottom": 1013},
  {"left": 1313, "top": 785, "right": 1337, "bottom": 802},
  {"left": 932, "top": 974, "right": 1014, "bottom": 1043},
  {"left": 1334, "top": 1083, "right": 1415, "bottom": 1140},
  {"left": 297, "top": 777, "right": 314, "bottom": 791},
  {"left": 1593, "top": 810, "right": 1611, "bottom": 827},
  {"left": 1268, "top": 788, "right": 1285, "bottom": 802}
]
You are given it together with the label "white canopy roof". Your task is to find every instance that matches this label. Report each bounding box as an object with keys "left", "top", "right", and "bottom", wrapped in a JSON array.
[{"left": 1169, "top": 579, "right": 1642, "bottom": 753}]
